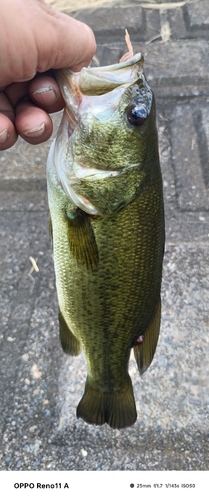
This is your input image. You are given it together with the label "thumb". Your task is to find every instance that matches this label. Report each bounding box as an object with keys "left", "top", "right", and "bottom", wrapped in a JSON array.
[{"left": 36, "top": 6, "right": 96, "bottom": 72}]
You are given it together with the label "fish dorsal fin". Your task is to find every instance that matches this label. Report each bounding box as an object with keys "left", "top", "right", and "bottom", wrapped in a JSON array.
[
  {"left": 134, "top": 299, "right": 161, "bottom": 375},
  {"left": 66, "top": 209, "right": 99, "bottom": 272}
]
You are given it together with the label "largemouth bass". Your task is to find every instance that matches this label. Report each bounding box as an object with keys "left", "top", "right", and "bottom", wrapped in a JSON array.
[{"left": 47, "top": 45, "right": 165, "bottom": 429}]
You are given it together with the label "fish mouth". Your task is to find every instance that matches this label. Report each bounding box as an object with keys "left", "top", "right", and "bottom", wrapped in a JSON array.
[
  {"left": 56, "top": 52, "right": 143, "bottom": 96},
  {"left": 55, "top": 53, "right": 144, "bottom": 123}
]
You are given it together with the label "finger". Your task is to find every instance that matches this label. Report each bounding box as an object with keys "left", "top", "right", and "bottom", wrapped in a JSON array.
[
  {"left": 15, "top": 100, "right": 53, "bottom": 145},
  {"left": 28, "top": 75, "right": 65, "bottom": 113},
  {"left": 4, "top": 81, "right": 29, "bottom": 107},
  {"left": 51, "top": 17, "right": 96, "bottom": 71},
  {"left": 0, "top": 113, "right": 18, "bottom": 150},
  {"left": 35, "top": 8, "right": 96, "bottom": 72},
  {"left": 0, "top": 92, "right": 17, "bottom": 149},
  {"left": 0, "top": 90, "right": 15, "bottom": 121}
]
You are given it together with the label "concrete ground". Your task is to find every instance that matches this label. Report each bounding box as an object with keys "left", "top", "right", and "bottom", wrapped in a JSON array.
[{"left": 0, "top": 0, "right": 209, "bottom": 471}]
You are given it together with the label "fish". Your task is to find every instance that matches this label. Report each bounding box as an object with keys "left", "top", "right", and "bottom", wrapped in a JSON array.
[{"left": 46, "top": 38, "right": 165, "bottom": 429}]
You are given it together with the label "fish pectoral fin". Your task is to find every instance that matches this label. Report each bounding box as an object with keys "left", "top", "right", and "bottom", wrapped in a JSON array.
[
  {"left": 66, "top": 210, "right": 99, "bottom": 272},
  {"left": 58, "top": 309, "right": 81, "bottom": 356},
  {"left": 134, "top": 298, "right": 161, "bottom": 375},
  {"left": 76, "top": 375, "right": 137, "bottom": 429}
]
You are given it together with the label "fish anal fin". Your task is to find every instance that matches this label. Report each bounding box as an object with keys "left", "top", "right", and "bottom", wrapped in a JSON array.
[
  {"left": 66, "top": 210, "right": 99, "bottom": 272},
  {"left": 58, "top": 309, "right": 81, "bottom": 356},
  {"left": 77, "top": 376, "right": 137, "bottom": 429},
  {"left": 134, "top": 299, "right": 161, "bottom": 375}
]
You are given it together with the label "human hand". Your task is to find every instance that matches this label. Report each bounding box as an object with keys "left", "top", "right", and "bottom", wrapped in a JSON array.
[{"left": 0, "top": 0, "right": 96, "bottom": 150}]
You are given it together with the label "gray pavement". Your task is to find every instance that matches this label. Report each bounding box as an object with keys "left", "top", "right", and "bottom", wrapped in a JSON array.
[{"left": 0, "top": 0, "right": 209, "bottom": 470}]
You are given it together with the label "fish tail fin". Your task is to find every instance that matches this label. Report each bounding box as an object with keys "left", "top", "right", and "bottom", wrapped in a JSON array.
[
  {"left": 77, "top": 375, "right": 137, "bottom": 429},
  {"left": 134, "top": 298, "right": 161, "bottom": 374},
  {"left": 58, "top": 309, "right": 81, "bottom": 356}
]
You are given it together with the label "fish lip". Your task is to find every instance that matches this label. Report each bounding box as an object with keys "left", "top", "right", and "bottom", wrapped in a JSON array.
[
  {"left": 74, "top": 163, "right": 117, "bottom": 178},
  {"left": 56, "top": 52, "right": 143, "bottom": 80},
  {"left": 91, "top": 52, "right": 143, "bottom": 71},
  {"left": 73, "top": 161, "right": 141, "bottom": 180}
]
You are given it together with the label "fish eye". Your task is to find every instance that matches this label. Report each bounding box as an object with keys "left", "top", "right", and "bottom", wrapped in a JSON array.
[{"left": 126, "top": 104, "right": 148, "bottom": 126}]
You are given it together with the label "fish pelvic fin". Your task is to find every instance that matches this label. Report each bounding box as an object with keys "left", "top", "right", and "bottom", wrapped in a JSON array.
[
  {"left": 76, "top": 375, "right": 137, "bottom": 429},
  {"left": 66, "top": 209, "right": 99, "bottom": 272},
  {"left": 58, "top": 309, "right": 81, "bottom": 356},
  {"left": 134, "top": 298, "right": 161, "bottom": 375}
]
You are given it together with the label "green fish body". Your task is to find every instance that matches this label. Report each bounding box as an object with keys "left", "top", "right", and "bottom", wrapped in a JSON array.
[{"left": 47, "top": 53, "right": 165, "bottom": 429}]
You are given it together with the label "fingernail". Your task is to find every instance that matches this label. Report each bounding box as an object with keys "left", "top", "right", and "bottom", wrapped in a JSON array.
[
  {"left": 0, "top": 129, "right": 9, "bottom": 144},
  {"left": 23, "top": 122, "right": 45, "bottom": 137},
  {"left": 32, "top": 87, "right": 58, "bottom": 105}
]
